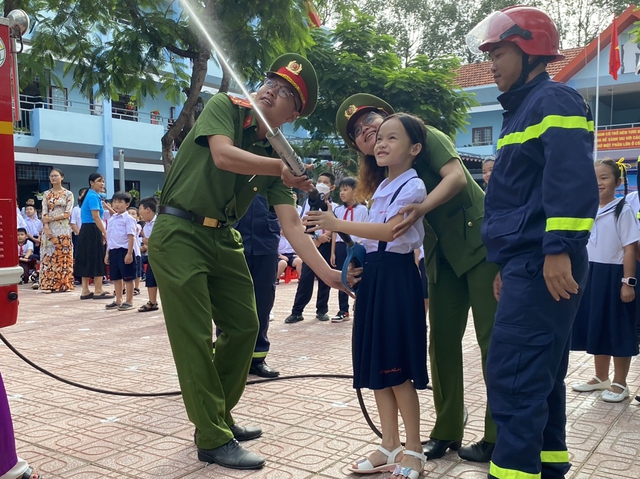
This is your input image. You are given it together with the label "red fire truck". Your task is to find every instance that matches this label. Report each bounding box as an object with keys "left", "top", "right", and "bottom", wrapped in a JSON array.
[{"left": 0, "top": 10, "right": 29, "bottom": 328}]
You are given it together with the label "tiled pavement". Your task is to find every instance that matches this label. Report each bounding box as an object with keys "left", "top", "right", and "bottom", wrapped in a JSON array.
[{"left": 2, "top": 281, "right": 640, "bottom": 478}]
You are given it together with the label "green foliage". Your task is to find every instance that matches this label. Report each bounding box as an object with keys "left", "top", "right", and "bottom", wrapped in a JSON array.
[
  {"left": 296, "top": 11, "right": 476, "bottom": 151},
  {"left": 213, "top": 0, "right": 315, "bottom": 85},
  {"left": 16, "top": 0, "right": 194, "bottom": 104},
  {"left": 12, "top": 0, "right": 315, "bottom": 105}
]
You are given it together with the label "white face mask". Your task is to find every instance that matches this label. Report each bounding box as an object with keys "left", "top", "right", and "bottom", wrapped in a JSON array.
[{"left": 316, "top": 183, "right": 331, "bottom": 195}]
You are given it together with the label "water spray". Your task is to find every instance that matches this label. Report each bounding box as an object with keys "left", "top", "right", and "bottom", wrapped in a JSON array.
[
  {"left": 179, "top": 0, "right": 307, "bottom": 177},
  {"left": 179, "top": 0, "right": 273, "bottom": 134}
]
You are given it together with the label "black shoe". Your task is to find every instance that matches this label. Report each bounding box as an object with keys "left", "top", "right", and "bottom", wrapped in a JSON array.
[
  {"left": 316, "top": 312, "right": 330, "bottom": 322},
  {"left": 197, "top": 439, "right": 265, "bottom": 469},
  {"left": 284, "top": 314, "right": 304, "bottom": 324},
  {"left": 423, "top": 439, "right": 461, "bottom": 460},
  {"left": 249, "top": 361, "right": 280, "bottom": 378},
  {"left": 194, "top": 423, "right": 263, "bottom": 446},
  {"left": 458, "top": 440, "right": 495, "bottom": 462},
  {"left": 229, "top": 423, "right": 263, "bottom": 441}
]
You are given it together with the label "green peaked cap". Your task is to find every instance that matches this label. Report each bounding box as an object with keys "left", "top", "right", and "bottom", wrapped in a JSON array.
[
  {"left": 336, "top": 93, "right": 394, "bottom": 151},
  {"left": 267, "top": 53, "right": 318, "bottom": 117}
]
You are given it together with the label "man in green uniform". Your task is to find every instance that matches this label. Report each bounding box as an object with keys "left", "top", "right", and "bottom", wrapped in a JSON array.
[
  {"left": 149, "top": 54, "right": 346, "bottom": 470},
  {"left": 337, "top": 93, "right": 499, "bottom": 463}
]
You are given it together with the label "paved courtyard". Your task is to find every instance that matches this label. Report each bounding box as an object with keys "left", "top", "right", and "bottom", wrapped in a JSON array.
[{"left": 1, "top": 281, "right": 640, "bottom": 478}]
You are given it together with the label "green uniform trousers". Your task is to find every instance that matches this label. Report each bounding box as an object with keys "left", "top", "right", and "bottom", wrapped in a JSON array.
[
  {"left": 148, "top": 215, "right": 259, "bottom": 450},
  {"left": 428, "top": 258, "right": 499, "bottom": 443}
]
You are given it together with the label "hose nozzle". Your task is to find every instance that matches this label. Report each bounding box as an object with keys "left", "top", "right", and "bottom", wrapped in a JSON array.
[{"left": 266, "top": 128, "right": 306, "bottom": 176}]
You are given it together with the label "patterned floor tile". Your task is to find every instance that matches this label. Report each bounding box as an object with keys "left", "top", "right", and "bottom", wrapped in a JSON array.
[{"left": 1, "top": 282, "right": 639, "bottom": 478}]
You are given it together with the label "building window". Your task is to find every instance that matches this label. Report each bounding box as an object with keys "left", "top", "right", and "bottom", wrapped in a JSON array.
[
  {"left": 472, "top": 127, "right": 492, "bottom": 146},
  {"left": 114, "top": 180, "right": 141, "bottom": 194},
  {"left": 50, "top": 86, "right": 68, "bottom": 112}
]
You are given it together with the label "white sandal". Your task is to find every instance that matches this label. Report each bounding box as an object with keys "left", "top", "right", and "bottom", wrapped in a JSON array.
[
  {"left": 601, "top": 383, "right": 629, "bottom": 403},
  {"left": 349, "top": 444, "right": 403, "bottom": 474},
  {"left": 392, "top": 449, "right": 426, "bottom": 479},
  {"left": 571, "top": 376, "right": 611, "bottom": 392}
]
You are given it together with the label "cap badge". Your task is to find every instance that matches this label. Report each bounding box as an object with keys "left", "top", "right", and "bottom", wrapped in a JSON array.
[
  {"left": 344, "top": 104, "right": 358, "bottom": 119},
  {"left": 286, "top": 61, "right": 302, "bottom": 75}
]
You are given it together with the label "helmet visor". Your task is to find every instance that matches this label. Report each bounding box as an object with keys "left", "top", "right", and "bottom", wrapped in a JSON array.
[{"left": 466, "top": 11, "right": 517, "bottom": 54}]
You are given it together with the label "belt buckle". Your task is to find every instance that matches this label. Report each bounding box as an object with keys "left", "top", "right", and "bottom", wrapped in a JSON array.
[{"left": 203, "top": 217, "right": 220, "bottom": 228}]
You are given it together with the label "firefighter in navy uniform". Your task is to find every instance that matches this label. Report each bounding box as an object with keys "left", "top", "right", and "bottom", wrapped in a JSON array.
[
  {"left": 467, "top": 7, "right": 598, "bottom": 479},
  {"left": 234, "top": 194, "right": 281, "bottom": 378}
]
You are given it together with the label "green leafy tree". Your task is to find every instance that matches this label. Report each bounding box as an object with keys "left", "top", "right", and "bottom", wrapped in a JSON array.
[
  {"left": 318, "top": 0, "right": 632, "bottom": 63},
  {"left": 296, "top": 12, "right": 475, "bottom": 156},
  {"left": 533, "top": 0, "right": 631, "bottom": 48},
  {"left": 3, "top": 0, "right": 315, "bottom": 172}
]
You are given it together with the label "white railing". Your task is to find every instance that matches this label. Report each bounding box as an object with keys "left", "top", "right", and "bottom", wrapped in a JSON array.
[
  {"left": 19, "top": 94, "right": 101, "bottom": 116},
  {"left": 15, "top": 94, "right": 171, "bottom": 131},
  {"left": 598, "top": 122, "right": 640, "bottom": 131}
]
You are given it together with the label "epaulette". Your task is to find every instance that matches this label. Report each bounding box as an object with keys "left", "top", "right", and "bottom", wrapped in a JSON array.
[{"left": 228, "top": 95, "right": 253, "bottom": 109}]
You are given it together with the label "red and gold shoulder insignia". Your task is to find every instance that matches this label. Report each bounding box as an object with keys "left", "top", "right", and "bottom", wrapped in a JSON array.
[
  {"left": 285, "top": 61, "right": 303, "bottom": 76},
  {"left": 243, "top": 116, "right": 253, "bottom": 129},
  {"left": 229, "top": 95, "right": 252, "bottom": 109},
  {"left": 344, "top": 104, "right": 358, "bottom": 119}
]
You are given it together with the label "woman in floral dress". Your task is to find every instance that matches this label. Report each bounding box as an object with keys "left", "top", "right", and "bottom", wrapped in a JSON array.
[{"left": 39, "top": 168, "right": 75, "bottom": 292}]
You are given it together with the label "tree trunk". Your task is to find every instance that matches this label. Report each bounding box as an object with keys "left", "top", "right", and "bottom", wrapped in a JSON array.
[
  {"left": 160, "top": 1, "right": 215, "bottom": 174},
  {"left": 219, "top": 64, "right": 231, "bottom": 93},
  {"left": 3, "top": 0, "right": 22, "bottom": 17}
]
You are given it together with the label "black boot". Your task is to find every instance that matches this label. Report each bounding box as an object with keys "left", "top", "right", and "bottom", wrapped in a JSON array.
[
  {"left": 423, "top": 439, "right": 461, "bottom": 460},
  {"left": 457, "top": 439, "right": 495, "bottom": 462}
]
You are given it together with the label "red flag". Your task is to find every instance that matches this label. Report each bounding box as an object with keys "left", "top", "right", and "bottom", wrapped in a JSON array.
[
  {"left": 306, "top": 1, "right": 322, "bottom": 28},
  {"left": 609, "top": 15, "right": 621, "bottom": 80}
]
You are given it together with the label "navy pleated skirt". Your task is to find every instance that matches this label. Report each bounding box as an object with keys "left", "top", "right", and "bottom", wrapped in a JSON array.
[
  {"left": 571, "top": 262, "right": 639, "bottom": 357},
  {"left": 352, "top": 251, "right": 428, "bottom": 390}
]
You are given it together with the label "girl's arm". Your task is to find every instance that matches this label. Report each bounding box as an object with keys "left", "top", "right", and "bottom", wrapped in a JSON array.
[
  {"left": 621, "top": 242, "right": 637, "bottom": 303},
  {"left": 103, "top": 201, "right": 116, "bottom": 215},
  {"left": 274, "top": 203, "right": 351, "bottom": 295},
  {"left": 392, "top": 158, "right": 466, "bottom": 238},
  {"left": 330, "top": 232, "right": 337, "bottom": 267},
  {"left": 304, "top": 210, "right": 404, "bottom": 243}
]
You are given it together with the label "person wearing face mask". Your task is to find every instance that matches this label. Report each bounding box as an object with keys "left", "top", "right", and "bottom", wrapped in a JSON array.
[
  {"left": 148, "top": 53, "right": 350, "bottom": 470},
  {"left": 283, "top": 172, "right": 337, "bottom": 324},
  {"left": 75, "top": 173, "right": 113, "bottom": 300},
  {"left": 336, "top": 94, "right": 499, "bottom": 463},
  {"left": 467, "top": 7, "right": 598, "bottom": 479}
]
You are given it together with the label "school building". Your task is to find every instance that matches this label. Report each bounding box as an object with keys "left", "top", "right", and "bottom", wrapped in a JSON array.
[{"left": 455, "top": 5, "right": 640, "bottom": 190}]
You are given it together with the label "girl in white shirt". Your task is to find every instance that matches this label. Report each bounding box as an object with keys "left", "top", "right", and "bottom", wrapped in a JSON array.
[
  {"left": 571, "top": 159, "right": 640, "bottom": 403},
  {"left": 305, "top": 113, "right": 428, "bottom": 479}
]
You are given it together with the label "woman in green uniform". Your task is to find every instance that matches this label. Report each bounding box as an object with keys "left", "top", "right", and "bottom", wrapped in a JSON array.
[
  {"left": 149, "top": 54, "right": 347, "bottom": 471},
  {"left": 336, "top": 94, "right": 499, "bottom": 463}
]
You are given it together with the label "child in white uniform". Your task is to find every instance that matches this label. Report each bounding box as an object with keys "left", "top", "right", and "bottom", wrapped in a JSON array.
[
  {"left": 304, "top": 113, "right": 429, "bottom": 479},
  {"left": 571, "top": 159, "right": 640, "bottom": 402},
  {"left": 331, "top": 176, "right": 369, "bottom": 322}
]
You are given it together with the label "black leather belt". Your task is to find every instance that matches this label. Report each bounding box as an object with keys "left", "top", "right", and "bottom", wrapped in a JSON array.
[{"left": 158, "top": 206, "right": 225, "bottom": 228}]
